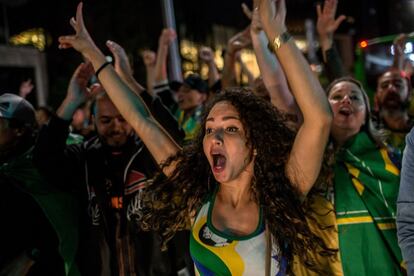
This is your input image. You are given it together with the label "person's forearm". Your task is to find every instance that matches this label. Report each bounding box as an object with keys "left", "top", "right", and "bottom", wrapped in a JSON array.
[
  {"left": 274, "top": 39, "right": 331, "bottom": 124},
  {"left": 84, "top": 47, "right": 180, "bottom": 171},
  {"left": 324, "top": 45, "right": 348, "bottom": 81},
  {"left": 392, "top": 52, "right": 405, "bottom": 71},
  {"left": 145, "top": 65, "right": 156, "bottom": 95},
  {"left": 57, "top": 96, "right": 83, "bottom": 121},
  {"left": 119, "top": 72, "right": 145, "bottom": 96},
  {"left": 83, "top": 47, "right": 149, "bottom": 117},
  {"left": 319, "top": 34, "right": 334, "bottom": 62},
  {"left": 252, "top": 31, "right": 299, "bottom": 115},
  {"left": 239, "top": 58, "right": 255, "bottom": 87},
  {"left": 221, "top": 52, "right": 238, "bottom": 88},
  {"left": 207, "top": 61, "right": 220, "bottom": 88},
  {"left": 154, "top": 44, "right": 169, "bottom": 84}
]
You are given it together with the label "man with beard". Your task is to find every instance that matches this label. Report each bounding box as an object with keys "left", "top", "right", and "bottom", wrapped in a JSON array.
[
  {"left": 374, "top": 68, "right": 413, "bottom": 151},
  {"left": 33, "top": 62, "right": 189, "bottom": 276}
]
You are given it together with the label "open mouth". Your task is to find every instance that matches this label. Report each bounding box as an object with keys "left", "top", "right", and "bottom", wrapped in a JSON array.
[
  {"left": 212, "top": 153, "right": 226, "bottom": 173},
  {"left": 338, "top": 107, "right": 352, "bottom": 116},
  {"left": 110, "top": 132, "right": 123, "bottom": 138},
  {"left": 383, "top": 95, "right": 402, "bottom": 107}
]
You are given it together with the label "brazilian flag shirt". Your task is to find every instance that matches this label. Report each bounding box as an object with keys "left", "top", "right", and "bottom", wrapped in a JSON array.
[{"left": 190, "top": 191, "right": 287, "bottom": 276}]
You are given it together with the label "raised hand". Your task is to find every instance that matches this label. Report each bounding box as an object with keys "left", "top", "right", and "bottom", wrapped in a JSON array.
[
  {"left": 19, "top": 79, "right": 34, "bottom": 98},
  {"left": 58, "top": 2, "right": 180, "bottom": 171},
  {"left": 316, "top": 0, "right": 346, "bottom": 40},
  {"left": 394, "top": 34, "right": 407, "bottom": 55},
  {"left": 142, "top": 50, "right": 156, "bottom": 68},
  {"left": 58, "top": 3, "right": 98, "bottom": 59},
  {"left": 106, "top": 40, "right": 133, "bottom": 79},
  {"left": 392, "top": 33, "right": 408, "bottom": 70},
  {"left": 57, "top": 61, "right": 95, "bottom": 120},
  {"left": 199, "top": 46, "right": 215, "bottom": 63},
  {"left": 241, "top": 3, "right": 253, "bottom": 20},
  {"left": 258, "top": 0, "right": 287, "bottom": 39},
  {"left": 242, "top": 2, "right": 262, "bottom": 34},
  {"left": 159, "top": 28, "right": 177, "bottom": 47},
  {"left": 106, "top": 40, "right": 145, "bottom": 94},
  {"left": 67, "top": 62, "right": 95, "bottom": 104},
  {"left": 227, "top": 27, "right": 251, "bottom": 56}
]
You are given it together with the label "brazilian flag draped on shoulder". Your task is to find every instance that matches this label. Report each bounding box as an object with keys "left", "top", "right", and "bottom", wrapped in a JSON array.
[
  {"left": 334, "top": 131, "right": 405, "bottom": 275},
  {"left": 0, "top": 147, "right": 80, "bottom": 276}
]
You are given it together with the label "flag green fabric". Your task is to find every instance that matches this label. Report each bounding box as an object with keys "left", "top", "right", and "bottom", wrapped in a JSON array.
[
  {"left": 0, "top": 147, "right": 80, "bottom": 276},
  {"left": 334, "top": 131, "right": 405, "bottom": 275},
  {"left": 175, "top": 106, "right": 203, "bottom": 145}
]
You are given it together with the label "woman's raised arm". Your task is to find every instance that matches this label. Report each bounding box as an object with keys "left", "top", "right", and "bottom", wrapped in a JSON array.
[
  {"left": 258, "top": 0, "right": 332, "bottom": 195},
  {"left": 58, "top": 3, "right": 180, "bottom": 175}
]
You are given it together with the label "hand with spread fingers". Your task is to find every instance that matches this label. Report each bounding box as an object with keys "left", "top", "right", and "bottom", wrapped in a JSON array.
[
  {"left": 258, "top": 0, "right": 287, "bottom": 39},
  {"left": 316, "top": 0, "right": 346, "bottom": 50}
]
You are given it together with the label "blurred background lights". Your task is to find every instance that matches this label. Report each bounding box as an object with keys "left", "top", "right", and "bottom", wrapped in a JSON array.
[{"left": 9, "top": 28, "right": 52, "bottom": 51}]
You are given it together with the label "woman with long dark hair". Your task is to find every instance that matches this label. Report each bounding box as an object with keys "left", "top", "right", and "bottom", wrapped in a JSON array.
[{"left": 58, "top": 0, "right": 334, "bottom": 273}]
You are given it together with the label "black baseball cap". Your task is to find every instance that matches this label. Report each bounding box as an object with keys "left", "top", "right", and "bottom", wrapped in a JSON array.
[
  {"left": 0, "top": 93, "right": 36, "bottom": 127},
  {"left": 183, "top": 74, "right": 208, "bottom": 94},
  {"left": 169, "top": 80, "right": 183, "bottom": 92}
]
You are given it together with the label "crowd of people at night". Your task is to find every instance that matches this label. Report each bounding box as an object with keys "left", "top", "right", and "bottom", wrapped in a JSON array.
[{"left": 1, "top": 0, "right": 414, "bottom": 275}]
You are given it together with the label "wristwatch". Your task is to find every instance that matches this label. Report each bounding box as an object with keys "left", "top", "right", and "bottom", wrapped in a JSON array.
[{"left": 267, "top": 31, "right": 292, "bottom": 53}]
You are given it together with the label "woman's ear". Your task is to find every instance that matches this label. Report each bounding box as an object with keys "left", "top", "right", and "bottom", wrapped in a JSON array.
[{"left": 253, "top": 149, "right": 257, "bottom": 156}]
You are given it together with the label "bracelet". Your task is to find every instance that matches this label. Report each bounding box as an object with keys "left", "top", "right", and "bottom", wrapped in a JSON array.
[
  {"left": 267, "top": 31, "right": 292, "bottom": 53},
  {"left": 95, "top": 61, "right": 112, "bottom": 78}
]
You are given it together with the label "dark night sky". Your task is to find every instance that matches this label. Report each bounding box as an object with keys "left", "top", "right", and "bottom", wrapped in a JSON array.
[{"left": 1, "top": 0, "right": 413, "bottom": 107}]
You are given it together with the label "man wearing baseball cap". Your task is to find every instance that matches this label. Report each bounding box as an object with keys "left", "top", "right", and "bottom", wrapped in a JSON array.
[
  {"left": 0, "top": 93, "right": 79, "bottom": 275},
  {"left": 155, "top": 74, "right": 208, "bottom": 144},
  {"left": 174, "top": 74, "right": 208, "bottom": 143},
  {"left": 0, "top": 93, "right": 37, "bottom": 159}
]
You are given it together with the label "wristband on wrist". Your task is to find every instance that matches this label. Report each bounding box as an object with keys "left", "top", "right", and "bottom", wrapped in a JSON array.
[
  {"left": 95, "top": 61, "right": 112, "bottom": 78},
  {"left": 267, "top": 31, "right": 292, "bottom": 53}
]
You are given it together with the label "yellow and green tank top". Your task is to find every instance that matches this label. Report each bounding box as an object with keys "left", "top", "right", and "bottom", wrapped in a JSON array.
[{"left": 190, "top": 192, "right": 287, "bottom": 276}]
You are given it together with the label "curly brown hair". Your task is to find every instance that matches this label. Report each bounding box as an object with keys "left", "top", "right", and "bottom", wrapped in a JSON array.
[{"left": 139, "top": 87, "right": 336, "bottom": 272}]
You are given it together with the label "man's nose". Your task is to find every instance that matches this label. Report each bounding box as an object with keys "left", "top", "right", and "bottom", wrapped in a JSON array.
[{"left": 112, "top": 119, "right": 124, "bottom": 130}]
